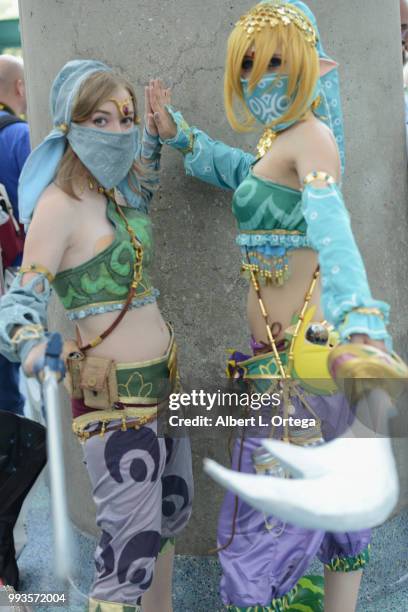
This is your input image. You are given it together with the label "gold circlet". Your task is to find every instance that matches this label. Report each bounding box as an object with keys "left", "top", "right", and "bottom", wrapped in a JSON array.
[
  {"left": 236, "top": 2, "right": 317, "bottom": 46},
  {"left": 108, "top": 96, "right": 140, "bottom": 123}
]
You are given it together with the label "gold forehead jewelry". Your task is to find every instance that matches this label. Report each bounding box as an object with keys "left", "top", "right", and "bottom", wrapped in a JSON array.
[
  {"left": 236, "top": 2, "right": 317, "bottom": 46},
  {"left": 108, "top": 96, "right": 135, "bottom": 119}
]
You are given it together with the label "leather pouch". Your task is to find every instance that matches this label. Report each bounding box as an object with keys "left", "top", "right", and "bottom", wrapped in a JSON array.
[
  {"left": 79, "top": 356, "right": 118, "bottom": 409},
  {"left": 64, "top": 340, "right": 85, "bottom": 399}
]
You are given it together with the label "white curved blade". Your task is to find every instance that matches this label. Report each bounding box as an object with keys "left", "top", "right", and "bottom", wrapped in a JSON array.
[{"left": 203, "top": 436, "right": 399, "bottom": 531}]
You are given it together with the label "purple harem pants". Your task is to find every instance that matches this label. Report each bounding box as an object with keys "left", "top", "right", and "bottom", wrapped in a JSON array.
[
  {"left": 82, "top": 419, "right": 193, "bottom": 607},
  {"left": 217, "top": 385, "right": 371, "bottom": 608}
]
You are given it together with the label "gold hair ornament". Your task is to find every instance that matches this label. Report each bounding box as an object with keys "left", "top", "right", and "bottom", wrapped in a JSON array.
[
  {"left": 57, "top": 123, "right": 69, "bottom": 134},
  {"left": 236, "top": 2, "right": 317, "bottom": 46}
]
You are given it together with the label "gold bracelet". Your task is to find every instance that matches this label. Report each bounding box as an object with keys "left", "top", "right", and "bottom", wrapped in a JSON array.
[
  {"left": 303, "top": 171, "right": 336, "bottom": 186},
  {"left": 179, "top": 130, "right": 195, "bottom": 155},
  {"left": 11, "top": 324, "right": 44, "bottom": 346},
  {"left": 19, "top": 263, "right": 55, "bottom": 283}
]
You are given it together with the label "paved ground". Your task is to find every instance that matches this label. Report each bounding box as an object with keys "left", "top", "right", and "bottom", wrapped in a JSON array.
[{"left": 15, "top": 475, "right": 408, "bottom": 612}]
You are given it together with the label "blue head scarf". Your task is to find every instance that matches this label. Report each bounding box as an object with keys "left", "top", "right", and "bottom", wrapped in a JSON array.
[
  {"left": 259, "top": 0, "right": 345, "bottom": 172},
  {"left": 19, "top": 59, "right": 142, "bottom": 224}
]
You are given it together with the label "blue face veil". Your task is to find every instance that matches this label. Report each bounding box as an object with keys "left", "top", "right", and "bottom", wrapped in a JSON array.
[
  {"left": 18, "top": 59, "right": 142, "bottom": 225},
  {"left": 257, "top": 0, "right": 346, "bottom": 173}
]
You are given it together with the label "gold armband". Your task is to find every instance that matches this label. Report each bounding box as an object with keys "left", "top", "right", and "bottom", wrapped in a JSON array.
[
  {"left": 19, "top": 264, "right": 55, "bottom": 283},
  {"left": 303, "top": 171, "right": 336, "bottom": 186},
  {"left": 11, "top": 324, "right": 44, "bottom": 346}
]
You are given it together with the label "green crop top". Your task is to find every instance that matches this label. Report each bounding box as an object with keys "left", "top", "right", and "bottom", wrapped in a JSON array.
[
  {"left": 232, "top": 169, "right": 310, "bottom": 286},
  {"left": 52, "top": 198, "right": 159, "bottom": 320}
]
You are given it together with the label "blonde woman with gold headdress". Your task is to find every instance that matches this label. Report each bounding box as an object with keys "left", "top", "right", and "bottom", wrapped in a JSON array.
[{"left": 148, "top": 1, "right": 399, "bottom": 610}]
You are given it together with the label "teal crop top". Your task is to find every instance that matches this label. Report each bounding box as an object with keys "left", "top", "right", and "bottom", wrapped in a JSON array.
[
  {"left": 52, "top": 198, "right": 159, "bottom": 320},
  {"left": 232, "top": 169, "right": 310, "bottom": 285}
]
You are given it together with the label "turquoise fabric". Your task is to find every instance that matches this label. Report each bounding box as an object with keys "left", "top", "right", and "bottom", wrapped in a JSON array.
[
  {"left": 241, "top": 73, "right": 320, "bottom": 132},
  {"left": 302, "top": 183, "right": 391, "bottom": 347},
  {"left": 232, "top": 170, "right": 309, "bottom": 284},
  {"left": 162, "top": 106, "right": 256, "bottom": 190},
  {"left": 232, "top": 170, "right": 306, "bottom": 232}
]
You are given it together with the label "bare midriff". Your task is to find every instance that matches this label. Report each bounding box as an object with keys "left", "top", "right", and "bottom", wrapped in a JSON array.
[
  {"left": 247, "top": 248, "right": 323, "bottom": 343},
  {"left": 76, "top": 301, "right": 171, "bottom": 363}
]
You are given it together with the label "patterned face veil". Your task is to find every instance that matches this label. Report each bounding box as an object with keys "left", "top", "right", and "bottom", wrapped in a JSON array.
[
  {"left": 247, "top": 1, "right": 345, "bottom": 172},
  {"left": 18, "top": 59, "right": 142, "bottom": 225}
]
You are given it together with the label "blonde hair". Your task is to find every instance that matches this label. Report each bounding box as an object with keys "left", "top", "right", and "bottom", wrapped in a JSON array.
[
  {"left": 224, "top": 4, "right": 320, "bottom": 132},
  {"left": 56, "top": 71, "right": 151, "bottom": 199}
]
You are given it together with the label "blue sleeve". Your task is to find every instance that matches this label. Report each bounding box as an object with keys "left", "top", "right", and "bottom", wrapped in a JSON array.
[
  {"left": 161, "top": 106, "right": 255, "bottom": 191},
  {"left": 0, "top": 273, "right": 49, "bottom": 363},
  {"left": 302, "top": 183, "right": 391, "bottom": 348},
  {"left": 11, "top": 123, "right": 31, "bottom": 174}
]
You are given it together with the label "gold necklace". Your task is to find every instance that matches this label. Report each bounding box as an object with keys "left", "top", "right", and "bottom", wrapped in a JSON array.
[
  {"left": 256, "top": 97, "right": 321, "bottom": 158},
  {"left": 256, "top": 127, "right": 278, "bottom": 158}
]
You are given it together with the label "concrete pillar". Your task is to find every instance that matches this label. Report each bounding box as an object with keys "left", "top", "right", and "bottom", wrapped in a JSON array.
[{"left": 18, "top": 0, "right": 408, "bottom": 553}]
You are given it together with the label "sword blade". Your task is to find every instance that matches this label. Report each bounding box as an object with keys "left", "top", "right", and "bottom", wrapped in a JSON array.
[{"left": 43, "top": 367, "right": 73, "bottom": 580}]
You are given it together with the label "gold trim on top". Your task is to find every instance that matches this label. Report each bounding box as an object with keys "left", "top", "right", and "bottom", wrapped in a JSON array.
[
  {"left": 351, "top": 307, "right": 384, "bottom": 318},
  {"left": 116, "top": 395, "right": 162, "bottom": 405},
  {"left": 238, "top": 229, "right": 304, "bottom": 235}
]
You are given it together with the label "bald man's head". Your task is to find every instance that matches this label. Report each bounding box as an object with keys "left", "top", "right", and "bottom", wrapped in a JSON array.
[{"left": 0, "top": 55, "right": 26, "bottom": 116}]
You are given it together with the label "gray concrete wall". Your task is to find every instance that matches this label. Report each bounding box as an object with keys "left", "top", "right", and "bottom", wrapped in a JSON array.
[{"left": 18, "top": 0, "right": 408, "bottom": 553}]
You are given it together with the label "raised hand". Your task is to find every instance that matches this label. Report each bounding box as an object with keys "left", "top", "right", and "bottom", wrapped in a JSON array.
[
  {"left": 148, "top": 78, "right": 177, "bottom": 140},
  {"left": 144, "top": 79, "right": 159, "bottom": 137}
]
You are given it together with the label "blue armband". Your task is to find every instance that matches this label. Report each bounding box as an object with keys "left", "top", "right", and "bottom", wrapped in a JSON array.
[
  {"left": 0, "top": 273, "right": 50, "bottom": 363},
  {"left": 141, "top": 126, "right": 162, "bottom": 164},
  {"left": 302, "top": 177, "right": 391, "bottom": 348}
]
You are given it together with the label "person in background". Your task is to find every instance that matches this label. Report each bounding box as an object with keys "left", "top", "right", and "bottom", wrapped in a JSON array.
[
  {"left": 0, "top": 54, "right": 46, "bottom": 592},
  {"left": 0, "top": 54, "right": 30, "bottom": 417},
  {"left": 400, "top": 0, "right": 408, "bottom": 151},
  {"left": 401, "top": 0, "right": 408, "bottom": 63}
]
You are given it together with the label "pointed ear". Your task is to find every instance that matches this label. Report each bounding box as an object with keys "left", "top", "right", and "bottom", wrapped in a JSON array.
[{"left": 320, "top": 58, "right": 338, "bottom": 76}]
